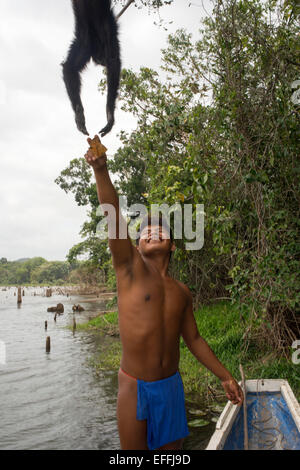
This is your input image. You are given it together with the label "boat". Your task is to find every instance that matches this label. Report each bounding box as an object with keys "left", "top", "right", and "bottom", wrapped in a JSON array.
[{"left": 206, "top": 379, "right": 300, "bottom": 450}]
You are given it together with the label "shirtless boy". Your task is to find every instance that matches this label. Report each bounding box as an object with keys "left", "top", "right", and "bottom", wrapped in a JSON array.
[{"left": 85, "top": 139, "right": 243, "bottom": 450}]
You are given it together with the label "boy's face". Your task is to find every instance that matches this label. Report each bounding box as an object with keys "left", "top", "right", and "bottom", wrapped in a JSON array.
[{"left": 137, "top": 224, "right": 175, "bottom": 258}]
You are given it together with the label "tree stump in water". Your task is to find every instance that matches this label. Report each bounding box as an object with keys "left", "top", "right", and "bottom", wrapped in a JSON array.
[
  {"left": 47, "top": 303, "right": 64, "bottom": 314},
  {"left": 17, "top": 287, "right": 22, "bottom": 304},
  {"left": 47, "top": 306, "right": 57, "bottom": 313},
  {"left": 72, "top": 304, "right": 85, "bottom": 312},
  {"left": 56, "top": 303, "right": 64, "bottom": 314},
  {"left": 46, "top": 288, "right": 52, "bottom": 297}
]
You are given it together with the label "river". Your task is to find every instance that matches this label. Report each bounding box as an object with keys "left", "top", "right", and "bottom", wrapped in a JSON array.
[{"left": 0, "top": 287, "right": 215, "bottom": 450}]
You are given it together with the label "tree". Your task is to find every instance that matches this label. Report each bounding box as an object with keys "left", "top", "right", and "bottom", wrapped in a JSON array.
[
  {"left": 31, "top": 261, "right": 71, "bottom": 284},
  {"left": 54, "top": 158, "right": 95, "bottom": 207},
  {"left": 15, "top": 266, "right": 30, "bottom": 284},
  {"left": 113, "top": 1, "right": 175, "bottom": 10}
]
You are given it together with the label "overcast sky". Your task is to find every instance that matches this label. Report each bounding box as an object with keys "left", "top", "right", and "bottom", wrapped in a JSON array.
[{"left": 0, "top": 0, "right": 211, "bottom": 261}]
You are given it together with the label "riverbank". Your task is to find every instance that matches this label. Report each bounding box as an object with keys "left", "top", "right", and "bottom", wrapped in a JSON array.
[
  {"left": 0, "top": 284, "right": 115, "bottom": 296},
  {"left": 76, "top": 301, "right": 300, "bottom": 403}
]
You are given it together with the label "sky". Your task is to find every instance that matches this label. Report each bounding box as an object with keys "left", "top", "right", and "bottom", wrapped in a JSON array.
[{"left": 0, "top": 0, "right": 211, "bottom": 261}]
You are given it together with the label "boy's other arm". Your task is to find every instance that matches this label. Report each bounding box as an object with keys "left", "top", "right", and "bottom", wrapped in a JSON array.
[
  {"left": 181, "top": 286, "right": 243, "bottom": 405},
  {"left": 84, "top": 144, "right": 134, "bottom": 270}
]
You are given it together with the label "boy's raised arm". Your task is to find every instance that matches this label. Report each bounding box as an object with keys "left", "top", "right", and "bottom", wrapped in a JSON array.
[{"left": 84, "top": 137, "right": 135, "bottom": 270}]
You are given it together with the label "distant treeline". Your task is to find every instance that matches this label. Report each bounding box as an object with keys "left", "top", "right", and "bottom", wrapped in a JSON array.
[{"left": 0, "top": 257, "right": 104, "bottom": 286}]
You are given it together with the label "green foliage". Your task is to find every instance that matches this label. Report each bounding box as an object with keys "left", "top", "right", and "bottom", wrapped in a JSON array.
[
  {"left": 76, "top": 311, "right": 119, "bottom": 331},
  {"left": 0, "top": 257, "right": 75, "bottom": 285},
  {"left": 0, "top": 257, "right": 45, "bottom": 285},
  {"left": 0, "top": 256, "right": 109, "bottom": 287},
  {"left": 30, "top": 261, "right": 70, "bottom": 284},
  {"left": 67, "top": 259, "right": 106, "bottom": 286},
  {"left": 113, "top": 0, "right": 175, "bottom": 7},
  {"left": 54, "top": 158, "right": 94, "bottom": 207}
]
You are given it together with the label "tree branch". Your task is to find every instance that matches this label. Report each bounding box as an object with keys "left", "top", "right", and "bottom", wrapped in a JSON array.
[{"left": 116, "top": 0, "right": 135, "bottom": 20}]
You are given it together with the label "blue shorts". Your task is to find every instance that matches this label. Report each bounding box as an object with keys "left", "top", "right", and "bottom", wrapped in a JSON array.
[{"left": 136, "top": 371, "right": 189, "bottom": 450}]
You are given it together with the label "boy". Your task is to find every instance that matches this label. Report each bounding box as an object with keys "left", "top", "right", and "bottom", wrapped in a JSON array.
[{"left": 85, "top": 139, "right": 243, "bottom": 450}]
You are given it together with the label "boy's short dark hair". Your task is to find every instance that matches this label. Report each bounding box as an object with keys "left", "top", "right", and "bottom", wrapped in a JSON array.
[{"left": 136, "top": 213, "right": 173, "bottom": 246}]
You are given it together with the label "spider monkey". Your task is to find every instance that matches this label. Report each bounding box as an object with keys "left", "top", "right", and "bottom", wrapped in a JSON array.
[{"left": 62, "top": 0, "right": 121, "bottom": 137}]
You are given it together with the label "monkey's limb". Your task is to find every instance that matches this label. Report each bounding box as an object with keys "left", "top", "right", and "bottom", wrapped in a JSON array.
[
  {"left": 75, "top": 105, "right": 89, "bottom": 136},
  {"left": 62, "top": 38, "right": 90, "bottom": 136},
  {"left": 99, "top": 56, "right": 121, "bottom": 137}
]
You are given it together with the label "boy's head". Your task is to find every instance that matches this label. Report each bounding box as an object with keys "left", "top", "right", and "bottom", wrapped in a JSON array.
[{"left": 136, "top": 214, "right": 175, "bottom": 262}]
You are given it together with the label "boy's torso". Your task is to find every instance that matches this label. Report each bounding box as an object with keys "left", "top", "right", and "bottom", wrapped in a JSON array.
[{"left": 116, "top": 250, "right": 189, "bottom": 381}]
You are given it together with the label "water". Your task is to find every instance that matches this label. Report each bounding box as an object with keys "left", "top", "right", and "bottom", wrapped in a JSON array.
[
  {"left": 0, "top": 286, "right": 119, "bottom": 450},
  {"left": 0, "top": 286, "right": 215, "bottom": 450}
]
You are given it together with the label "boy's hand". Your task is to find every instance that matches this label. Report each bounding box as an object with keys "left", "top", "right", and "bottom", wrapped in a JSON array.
[
  {"left": 84, "top": 136, "right": 107, "bottom": 170},
  {"left": 221, "top": 378, "right": 244, "bottom": 406}
]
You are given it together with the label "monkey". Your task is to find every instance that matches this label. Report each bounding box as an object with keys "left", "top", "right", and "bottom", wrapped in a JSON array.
[{"left": 62, "top": 0, "right": 121, "bottom": 137}]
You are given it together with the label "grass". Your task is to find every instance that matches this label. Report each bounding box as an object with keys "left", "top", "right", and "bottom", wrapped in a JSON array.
[
  {"left": 76, "top": 311, "right": 119, "bottom": 334},
  {"left": 77, "top": 302, "right": 300, "bottom": 404},
  {"left": 76, "top": 312, "right": 122, "bottom": 371}
]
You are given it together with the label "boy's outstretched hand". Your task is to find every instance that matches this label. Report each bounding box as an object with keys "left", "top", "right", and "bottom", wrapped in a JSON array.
[{"left": 221, "top": 378, "right": 244, "bottom": 406}]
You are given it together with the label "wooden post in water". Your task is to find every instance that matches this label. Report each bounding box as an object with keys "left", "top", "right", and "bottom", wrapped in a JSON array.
[
  {"left": 45, "top": 321, "right": 48, "bottom": 331},
  {"left": 17, "top": 287, "right": 22, "bottom": 304},
  {"left": 73, "top": 316, "right": 77, "bottom": 331},
  {"left": 46, "top": 288, "right": 52, "bottom": 297},
  {"left": 46, "top": 336, "right": 51, "bottom": 353}
]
